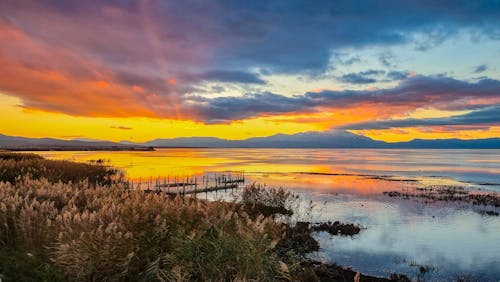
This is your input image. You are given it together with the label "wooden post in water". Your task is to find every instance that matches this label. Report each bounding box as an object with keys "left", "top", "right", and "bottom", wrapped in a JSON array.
[
  {"left": 174, "top": 176, "right": 177, "bottom": 193},
  {"left": 194, "top": 176, "right": 197, "bottom": 194},
  {"left": 167, "top": 176, "right": 170, "bottom": 194},
  {"left": 183, "top": 176, "right": 186, "bottom": 195}
]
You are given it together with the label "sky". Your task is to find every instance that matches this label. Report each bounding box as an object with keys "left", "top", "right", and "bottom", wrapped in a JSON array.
[{"left": 0, "top": 0, "right": 499, "bottom": 143}]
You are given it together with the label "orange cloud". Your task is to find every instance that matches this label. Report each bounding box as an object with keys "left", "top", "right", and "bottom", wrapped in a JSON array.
[
  {"left": 0, "top": 23, "right": 172, "bottom": 119},
  {"left": 95, "top": 81, "right": 110, "bottom": 88}
]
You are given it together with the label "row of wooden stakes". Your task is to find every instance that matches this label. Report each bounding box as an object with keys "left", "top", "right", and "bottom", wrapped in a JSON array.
[{"left": 125, "top": 172, "right": 245, "bottom": 195}]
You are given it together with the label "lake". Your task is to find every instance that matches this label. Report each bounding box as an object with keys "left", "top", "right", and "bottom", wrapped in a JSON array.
[{"left": 38, "top": 149, "right": 500, "bottom": 281}]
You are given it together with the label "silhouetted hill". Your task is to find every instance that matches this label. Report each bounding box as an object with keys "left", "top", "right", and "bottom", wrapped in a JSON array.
[
  {"left": 0, "top": 134, "right": 152, "bottom": 151},
  {"left": 389, "top": 138, "right": 500, "bottom": 149},
  {"left": 2, "top": 132, "right": 499, "bottom": 150},
  {"left": 125, "top": 131, "right": 500, "bottom": 149}
]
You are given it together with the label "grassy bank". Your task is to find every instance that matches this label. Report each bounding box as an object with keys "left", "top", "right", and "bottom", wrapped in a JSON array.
[
  {"left": 0, "top": 178, "right": 286, "bottom": 281},
  {"left": 0, "top": 152, "right": 122, "bottom": 186},
  {"left": 0, "top": 152, "right": 411, "bottom": 281}
]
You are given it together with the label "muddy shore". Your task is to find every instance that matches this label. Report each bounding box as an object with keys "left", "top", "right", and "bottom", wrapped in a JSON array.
[{"left": 279, "top": 221, "right": 412, "bottom": 281}]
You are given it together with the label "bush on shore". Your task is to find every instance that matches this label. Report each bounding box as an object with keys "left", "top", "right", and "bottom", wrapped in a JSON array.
[{"left": 239, "top": 184, "right": 299, "bottom": 218}]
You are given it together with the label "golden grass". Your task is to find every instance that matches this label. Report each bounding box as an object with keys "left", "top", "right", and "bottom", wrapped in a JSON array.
[
  {"left": 0, "top": 152, "right": 122, "bottom": 186},
  {"left": 0, "top": 178, "right": 288, "bottom": 281},
  {"left": 0, "top": 153, "right": 306, "bottom": 281}
]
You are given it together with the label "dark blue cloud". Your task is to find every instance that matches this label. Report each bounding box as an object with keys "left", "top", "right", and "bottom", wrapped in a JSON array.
[
  {"left": 387, "top": 71, "right": 411, "bottom": 80},
  {"left": 360, "top": 70, "right": 385, "bottom": 76},
  {"left": 3, "top": 0, "right": 499, "bottom": 75},
  {"left": 340, "top": 73, "right": 377, "bottom": 84},
  {"left": 473, "top": 64, "right": 488, "bottom": 73},
  {"left": 191, "top": 92, "right": 307, "bottom": 122},
  {"left": 378, "top": 52, "right": 398, "bottom": 67},
  {"left": 343, "top": 56, "right": 361, "bottom": 66},
  {"left": 340, "top": 70, "right": 412, "bottom": 84},
  {"left": 192, "top": 70, "right": 266, "bottom": 84},
  {"left": 339, "top": 70, "right": 385, "bottom": 84},
  {"left": 189, "top": 75, "right": 500, "bottom": 122},
  {"left": 208, "top": 0, "right": 500, "bottom": 73}
]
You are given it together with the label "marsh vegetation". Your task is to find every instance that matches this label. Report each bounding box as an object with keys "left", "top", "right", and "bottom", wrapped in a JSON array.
[{"left": 0, "top": 152, "right": 412, "bottom": 281}]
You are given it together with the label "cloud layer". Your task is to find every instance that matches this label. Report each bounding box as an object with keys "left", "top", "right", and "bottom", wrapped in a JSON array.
[
  {"left": 189, "top": 75, "right": 500, "bottom": 123},
  {"left": 0, "top": 0, "right": 499, "bottom": 132}
]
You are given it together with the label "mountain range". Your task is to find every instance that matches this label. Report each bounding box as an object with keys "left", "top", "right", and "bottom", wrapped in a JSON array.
[
  {"left": 0, "top": 134, "right": 152, "bottom": 151},
  {"left": 1, "top": 131, "right": 499, "bottom": 150},
  {"left": 125, "top": 130, "right": 500, "bottom": 149}
]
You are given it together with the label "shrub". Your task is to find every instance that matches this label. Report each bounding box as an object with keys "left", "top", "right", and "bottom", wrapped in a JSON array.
[{"left": 239, "top": 184, "right": 299, "bottom": 218}]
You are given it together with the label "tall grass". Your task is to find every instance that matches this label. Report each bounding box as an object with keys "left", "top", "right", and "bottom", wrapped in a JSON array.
[
  {"left": 0, "top": 152, "right": 122, "bottom": 185},
  {"left": 0, "top": 177, "right": 289, "bottom": 281},
  {"left": 0, "top": 153, "right": 309, "bottom": 281},
  {"left": 238, "top": 184, "right": 299, "bottom": 218}
]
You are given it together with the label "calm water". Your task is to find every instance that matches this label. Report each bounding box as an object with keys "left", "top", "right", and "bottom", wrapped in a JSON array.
[{"left": 39, "top": 149, "right": 500, "bottom": 281}]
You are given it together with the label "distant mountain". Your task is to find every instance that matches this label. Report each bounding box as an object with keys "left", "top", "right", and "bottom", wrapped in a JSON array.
[
  {"left": 2, "top": 131, "right": 499, "bottom": 150},
  {"left": 139, "top": 137, "right": 234, "bottom": 148},
  {"left": 0, "top": 134, "right": 152, "bottom": 151},
  {"left": 241, "top": 131, "right": 388, "bottom": 148},
  {"left": 126, "top": 131, "right": 500, "bottom": 149},
  {"left": 129, "top": 131, "right": 385, "bottom": 148},
  {"left": 390, "top": 138, "right": 500, "bottom": 149}
]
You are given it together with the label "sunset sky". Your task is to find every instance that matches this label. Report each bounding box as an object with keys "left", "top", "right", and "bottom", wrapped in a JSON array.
[{"left": 1, "top": 1, "right": 499, "bottom": 142}]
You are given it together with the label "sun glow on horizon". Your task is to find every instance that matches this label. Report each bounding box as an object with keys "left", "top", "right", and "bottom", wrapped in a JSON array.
[
  {"left": 0, "top": 93, "right": 326, "bottom": 142},
  {"left": 2, "top": 92, "right": 499, "bottom": 143}
]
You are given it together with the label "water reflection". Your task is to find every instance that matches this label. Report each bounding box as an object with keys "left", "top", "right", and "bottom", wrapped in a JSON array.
[
  {"left": 38, "top": 149, "right": 500, "bottom": 187},
  {"left": 38, "top": 148, "right": 500, "bottom": 281}
]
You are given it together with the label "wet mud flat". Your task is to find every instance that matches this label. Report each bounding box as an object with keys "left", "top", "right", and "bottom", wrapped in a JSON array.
[
  {"left": 383, "top": 184, "right": 500, "bottom": 208},
  {"left": 278, "top": 221, "right": 412, "bottom": 281}
]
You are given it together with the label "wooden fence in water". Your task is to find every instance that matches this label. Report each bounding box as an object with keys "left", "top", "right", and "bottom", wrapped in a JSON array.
[{"left": 126, "top": 172, "right": 245, "bottom": 195}]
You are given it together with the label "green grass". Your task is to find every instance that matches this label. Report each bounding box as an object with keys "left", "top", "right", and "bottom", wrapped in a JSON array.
[{"left": 0, "top": 249, "right": 64, "bottom": 282}]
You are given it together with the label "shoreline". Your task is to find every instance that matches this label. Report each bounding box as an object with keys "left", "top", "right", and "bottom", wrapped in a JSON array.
[{"left": 1, "top": 146, "right": 154, "bottom": 151}]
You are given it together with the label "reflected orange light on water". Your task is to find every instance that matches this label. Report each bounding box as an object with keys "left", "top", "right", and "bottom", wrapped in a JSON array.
[
  {"left": 38, "top": 150, "right": 238, "bottom": 179},
  {"left": 246, "top": 173, "right": 408, "bottom": 195},
  {"left": 36, "top": 149, "right": 424, "bottom": 196},
  {"left": 36, "top": 148, "right": 499, "bottom": 196}
]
